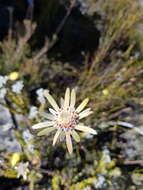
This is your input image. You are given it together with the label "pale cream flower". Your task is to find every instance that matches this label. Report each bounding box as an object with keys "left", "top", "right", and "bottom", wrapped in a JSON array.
[{"left": 32, "top": 88, "right": 97, "bottom": 154}]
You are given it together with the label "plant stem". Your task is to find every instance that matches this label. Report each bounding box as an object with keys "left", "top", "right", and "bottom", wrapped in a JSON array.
[
  {"left": 4, "top": 97, "right": 18, "bottom": 129},
  {"left": 29, "top": 180, "right": 34, "bottom": 190}
]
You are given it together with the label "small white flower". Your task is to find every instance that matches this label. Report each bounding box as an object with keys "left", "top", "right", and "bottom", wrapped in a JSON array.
[
  {"left": 23, "top": 130, "right": 34, "bottom": 143},
  {"left": 28, "top": 106, "right": 38, "bottom": 119},
  {"left": 77, "top": 0, "right": 88, "bottom": 15},
  {"left": 0, "top": 88, "right": 7, "bottom": 99},
  {"left": 0, "top": 75, "right": 8, "bottom": 88},
  {"left": 27, "top": 144, "right": 34, "bottom": 152},
  {"left": 36, "top": 88, "right": 49, "bottom": 104},
  {"left": 15, "top": 162, "right": 29, "bottom": 180},
  {"left": 12, "top": 80, "right": 24, "bottom": 94},
  {"left": 102, "top": 147, "right": 111, "bottom": 164},
  {"left": 32, "top": 88, "right": 97, "bottom": 154},
  {"left": 94, "top": 175, "right": 105, "bottom": 189},
  {"left": 23, "top": 130, "right": 34, "bottom": 153}
]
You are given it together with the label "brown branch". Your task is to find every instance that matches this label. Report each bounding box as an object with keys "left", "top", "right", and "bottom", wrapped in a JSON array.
[
  {"left": 37, "top": 168, "right": 54, "bottom": 176},
  {"left": 108, "top": 107, "right": 132, "bottom": 119},
  {"left": 32, "top": 0, "right": 76, "bottom": 62},
  {"left": 4, "top": 97, "right": 18, "bottom": 129},
  {"left": 26, "top": 2, "right": 34, "bottom": 21},
  {"left": 123, "top": 160, "right": 143, "bottom": 165},
  {"left": 7, "top": 7, "right": 14, "bottom": 42},
  {"left": 13, "top": 20, "right": 36, "bottom": 63},
  {"left": 32, "top": 38, "right": 50, "bottom": 62},
  {"left": 55, "top": 0, "right": 76, "bottom": 35}
]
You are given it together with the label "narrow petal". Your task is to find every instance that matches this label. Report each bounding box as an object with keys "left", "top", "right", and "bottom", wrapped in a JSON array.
[
  {"left": 37, "top": 126, "right": 56, "bottom": 136},
  {"left": 76, "top": 98, "right": 89, "bottom": 113},
  {"left": 71, "top": 130, "right": 80, "bottom": 142},
  {"left": 59, "top": 131, "right": 65, "bottom": 141},
  {"left": 44, "top": 92, "right": 59, "bottom": 111},
  {"left": 66, "top": 132, "right": 73, "bottom": 154},
  {"left": 70, "top": 89, "right": 76, "bottom": 107},
  {"left": 60, "top": 97, "right": 64, "bottom": 107},
  {"left": 75, "top": 125, "right": 97, "bottom": 135},
  {"left": 53, "top": 129, "right": 61, "bottom": 146},
  {"left": 79, "top": 108, "right": 93, "bottom": 119},
  {"left": 79, "top": 108, "right": 91, "bottom": 114},
  {"left": 49, "top": 108, "right": 57, "bottom": 116},
  {"left": 32, "top": 121, "right": 54, "bottom": 129},
  {"left": 39, "top": 112, "right": 55, "bottom": 120},
  {"left": 79, "top": 111, "right": 93, "bottom": 119},
  {"left": 64, "top": 88, "right": 70, "bottom": 108}
]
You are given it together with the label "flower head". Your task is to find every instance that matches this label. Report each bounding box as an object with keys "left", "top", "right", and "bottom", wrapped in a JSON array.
[
  {"left": 36, "top": 88, "right": 49, "bottom": 104},
  {"left": 0, "top": 75, "right": 8, "bottom": 88},
  {"left": 0, "top": 88, "right": 7, "bottom": 99},
  {"left": 28, "top": 106, "right": 38, "bottom": 119},
  {"left": 10, "top": 153, "right": 21, "bottom": 167},
  {"left": 12, "top": 80, "right": 24, "bottom": 94},
  {"left": 32, "top": 88, "right": 97, "bottom": 154},
  {"left": 9, "top": 72, "right": 19, "bottom": 81},
  {"left": 15, "top": 162, "right": 29, "bottom": 180}
]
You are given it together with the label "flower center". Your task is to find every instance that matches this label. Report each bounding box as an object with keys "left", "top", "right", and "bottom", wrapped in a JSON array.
[
  {"left": 59, "top": 111, "right": 71, "bottom": 124},
  {"left": 55, "top": 108, "right": 79, "bottom": 130}
]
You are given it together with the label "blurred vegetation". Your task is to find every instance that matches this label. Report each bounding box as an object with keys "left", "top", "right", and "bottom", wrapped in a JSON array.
[{"left": 0, "top": 0, "right": 143, "bottom": 189}]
